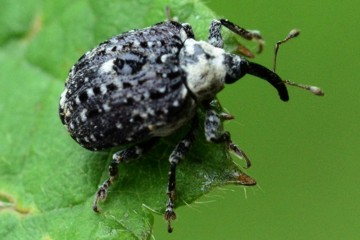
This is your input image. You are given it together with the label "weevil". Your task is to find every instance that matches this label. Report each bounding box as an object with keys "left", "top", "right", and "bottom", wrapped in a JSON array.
[{"left": 59, "top": 17, "right": 323, "bottom": 232}]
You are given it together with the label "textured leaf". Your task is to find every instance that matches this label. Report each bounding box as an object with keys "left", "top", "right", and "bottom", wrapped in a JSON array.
[{"left": 0, "top": 0, "right": 252, "bottom": 239}]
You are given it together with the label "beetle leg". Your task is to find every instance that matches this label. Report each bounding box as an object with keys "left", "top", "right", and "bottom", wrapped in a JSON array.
[
  {"left": 208, "top": 19, "right": 264, "bottom": 55},
  {"left": 164, "top": 117, "right": 197, "bottom": 233},
  {"left": 205, "top": 108, "right": 251, "bottom": 168},
  {"left": 93, "top": 138, "right": 158, "bottom": 212},
  {"left": 208, "top": 19, "right": 224, "bottom": 48}
]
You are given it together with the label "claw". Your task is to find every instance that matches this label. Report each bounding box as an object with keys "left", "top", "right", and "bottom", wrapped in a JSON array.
[
  {"left": 229, "top": 142, "right": 251, "bottom": 168},
  {"left": 92, "top": 179, "right": 112, "bottom": 213},
  {"left": 164, "top": 199, "right": 176, "bottom": 233},
  {"left": 219, "top": 112, "right": 235, "bottom": 120},
  {"left": 236, "top": 172, "right": 256, "bottom": 185}
]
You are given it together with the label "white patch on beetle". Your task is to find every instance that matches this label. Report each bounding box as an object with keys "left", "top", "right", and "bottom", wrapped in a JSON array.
[
  {"left": 143, "top": 91, "right": 150, "bottom": 99},
  {"left": 146, "top": 108, "right": 155, "bottom": 116},
  {"left": 65, "top": 109, "right": 71, "bottom": 117},
  {"left": 180, "top": 27, "right": 189, "bottom": 41},
  {"left": 100, "top": 84, "right": 107, "bottom": 94},
  {"left": 172, "top": 100, "right": 179, "bottom": 107},
  {"left": 80, "top": 108, "right": 88, "bottom": 122},
  {"left": 86, "top": 88, "right": 95, "bottom": 98},
  {"left": 160, "top": 54, "right": 169, "bottom": 63},
  {"left": 103, "top": 103, "right": 111, "bottom": 112},
  {"left": 90, "top": 134, "right": 97, "bottom": 141},
  {"left": 133, "top": 39, "right": 140, "bottom": 47},
  {"left": 59, "top": 89, "right": 68, "bottom": 109},
  {"left": 115, "top": 122, "right": 123, "bottom": 129},
  {"left": 131, "top": 109, "right": 140, "bottom": 116},
  {"left": 140, "top": 112, "right": 148, "bottom": 119},
  {"left": 180, "top": 85, "right": 188, "bottom": 99},
  {"left": 158, "top": 86, "right": 166, "bottom": 93},
  {"left": 99, "top": 59, "right": 115, "bottom": 74},
  {"left": 180, "top": 39, "right": 227, "bottom": 101},
  {"left": 171, "top": 47, "right": 178, "bottom": 54}
]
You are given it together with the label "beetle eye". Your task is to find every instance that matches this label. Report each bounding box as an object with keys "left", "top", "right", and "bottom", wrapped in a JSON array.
[{"left": 224, "top": 55, "right": 248, "bottom": 84}]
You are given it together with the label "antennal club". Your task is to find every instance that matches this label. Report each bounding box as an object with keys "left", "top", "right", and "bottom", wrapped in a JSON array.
[
  {"left": 282, "top": 80, "right": 325, "bottom": 96},
  {"left": 274, "top": 29, "right": 300, "bottom": 72}
]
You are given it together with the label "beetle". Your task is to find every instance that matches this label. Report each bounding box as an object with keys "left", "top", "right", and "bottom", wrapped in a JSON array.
[{"left": 59, "top": 18, "right": 323, "bottom": 232}]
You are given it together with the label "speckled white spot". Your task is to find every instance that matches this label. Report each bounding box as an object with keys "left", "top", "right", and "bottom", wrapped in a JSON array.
[
  {"left": 103, "top": 103, "right": 111, "bottom": 112},
  {"left": 140, "top": 112, "right": 148, "bottom": 119},
  {"left": 80, "top": 109, "right": 88, "bottom": 122},
  {"left": 143, "top": 91, "right": 150, "bottom": 99},
  {"left": 171, "top": 47, "right": 178, "bottom": 54},
  {"left": 99, "top": 59, "right": 115, "bottom": 74},
  {"left": 158, "top": 86, "right": 166, "bottom": 93},
  {"left": 116, "top": 122, "right": 123, "bottom": 129},
  {"left": 180, "top": 86, "right": 188, "bottom": 99},
  {"left": 146, "top": 108, "right": 155, "bottom": 116},
  {"left": 131, "top": 109, "right": 139, "bottom": 116},
  {"left": 59, "top": 89, "right": 68, "bottom": 109},
  {"left": 65, "top": 109, "right": 71, "bottom": 117},
  {"left": 180, "top": 28, "right": 188, "bottom": 41},
  {"left": 90, "top": 134, "right": 96, "bottom": 141},
  {"left": 86, "top": 88, "right": 95, "bottom": 98},
  {"left": 114, "top": 81, "right": 123, "bottom": 89},
  {"left": 133, "top": 39, "right": 140, "bottom": 47},
  {"left": 148, "top": 124, "right": 156, "bottom": 131},
  {"left": 172, "top": 100, "right": 179, "bottom": 107},
  {"left": 100, "top": 84, "right": 107, "bottom": 94},
  {"left": 160, "top": 54, "right": 168, "bottom": 63}
]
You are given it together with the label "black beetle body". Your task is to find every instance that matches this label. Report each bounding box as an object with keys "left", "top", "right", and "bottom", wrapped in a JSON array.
[{"left": 59, "top": 19, "right": 290, "bottom": 232}]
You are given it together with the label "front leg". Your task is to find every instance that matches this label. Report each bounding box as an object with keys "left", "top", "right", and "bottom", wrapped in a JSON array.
[
  {"left": 208, "top": 19, "right": 264, "bottom": 55},
  {"left": 204, "top": 101, "right": 251, "bottom": 168}
]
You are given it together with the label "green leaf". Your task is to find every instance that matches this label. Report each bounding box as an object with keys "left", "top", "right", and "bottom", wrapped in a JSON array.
[{"left": 0, "top": 0, "right": 253, "bottom": 239}]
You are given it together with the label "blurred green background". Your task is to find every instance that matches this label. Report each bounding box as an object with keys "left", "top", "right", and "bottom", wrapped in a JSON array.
[{"left": 153, "top": 0, "right": 360, "bottom": 239}]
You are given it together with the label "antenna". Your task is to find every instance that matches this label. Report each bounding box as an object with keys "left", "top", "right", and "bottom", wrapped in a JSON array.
[{"left": 274, "top": 29, "right": 324, "bottom": 96}]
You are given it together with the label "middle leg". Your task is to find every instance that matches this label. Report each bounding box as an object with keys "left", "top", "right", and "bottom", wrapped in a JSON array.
[
  {"left": 164, "top": 116, "right": 198, "bottom": 233},
  {"left": 204, "top": 101, "right": 251, "bottom": 168}
]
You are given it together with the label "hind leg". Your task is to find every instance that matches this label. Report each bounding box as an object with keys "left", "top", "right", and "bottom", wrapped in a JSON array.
[{"left": 93, "top": 138, "right": 158, "bottom": 212}]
